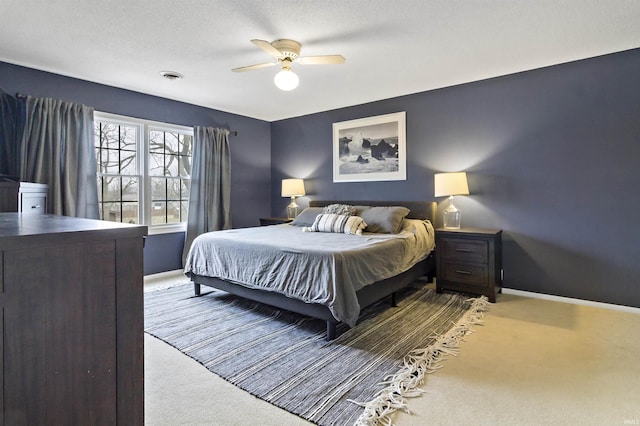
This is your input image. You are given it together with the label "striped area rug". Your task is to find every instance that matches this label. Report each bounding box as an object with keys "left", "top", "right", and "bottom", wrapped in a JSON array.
[{"left": 144, "top": 283, "right": 489, "bottom": 425}]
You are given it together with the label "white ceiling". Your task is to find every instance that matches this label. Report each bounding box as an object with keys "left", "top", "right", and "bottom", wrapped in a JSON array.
[{"left": 2, "top": 1, "right": 640, "bottom": 122}]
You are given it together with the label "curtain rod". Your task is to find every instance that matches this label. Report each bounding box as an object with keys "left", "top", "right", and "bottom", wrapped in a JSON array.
[{"left": 15, "top": 91, "right": 238, "bottom": 136}]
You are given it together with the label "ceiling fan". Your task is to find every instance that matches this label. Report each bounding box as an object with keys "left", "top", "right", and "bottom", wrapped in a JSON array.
[{"left": 232, "top": 39, "right": 346, "bottom": 91}]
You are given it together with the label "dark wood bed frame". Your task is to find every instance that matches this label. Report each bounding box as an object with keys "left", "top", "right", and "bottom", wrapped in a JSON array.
[{"left": 190, "top": 200, "right": 437, "bottom": 340}]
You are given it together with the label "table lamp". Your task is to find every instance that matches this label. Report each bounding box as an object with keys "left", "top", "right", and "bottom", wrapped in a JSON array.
[
  {"left": 434, "top": 172, "right": 469, "bottom": 229},
  {"left": 281, "top": 178, "right": 305, "bottom": 219}
]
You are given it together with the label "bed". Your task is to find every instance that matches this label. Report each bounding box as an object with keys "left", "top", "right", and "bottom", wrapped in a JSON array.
[{"left": 184, "top": 200, "right": 437, "bottom": 340}]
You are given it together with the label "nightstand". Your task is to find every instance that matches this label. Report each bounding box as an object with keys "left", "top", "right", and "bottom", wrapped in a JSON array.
[
  {"left": 435, "top": 228, "right": 502, "bottom": 302},
  {"left": 259, "top": 217, "right": 293, "bottom": 226}
]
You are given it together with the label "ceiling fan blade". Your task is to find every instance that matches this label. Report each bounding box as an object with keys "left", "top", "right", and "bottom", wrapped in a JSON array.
[
  {"left": 231, "top": 62, "right": 278, "bottom": 72},
  {"left": 251, "top": 39, "right": 283, "bottom": 58},
  {"left": 297, "top": 55, "right": 346, "bottom": 65}
]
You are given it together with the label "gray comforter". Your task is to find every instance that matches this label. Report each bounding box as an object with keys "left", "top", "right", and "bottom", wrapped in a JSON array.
[{"left": 184, "top": 219, "right": 435, "bottom": 326}]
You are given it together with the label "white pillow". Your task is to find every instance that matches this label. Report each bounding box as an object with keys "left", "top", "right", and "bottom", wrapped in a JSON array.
[{"left": 303, "top": 213, "right": 367, "bottom": 236}]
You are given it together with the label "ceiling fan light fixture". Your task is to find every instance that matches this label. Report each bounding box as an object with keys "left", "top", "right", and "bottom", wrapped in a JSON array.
[
  {"left": 234, "top": 38, "right": 344, "bottom": 91},
  {"left": 274, "top": 68, "right": 299, "bottom": 91}
]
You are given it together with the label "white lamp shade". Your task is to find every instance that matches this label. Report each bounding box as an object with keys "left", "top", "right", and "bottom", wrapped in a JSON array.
[
  {"left": 434, "top": 172, "right": 470, "bottom": 197},
  {"left": 274, "top": 69, "right": 299, "bottom": 91},
  {"left": 281, "top": 178, "right": 305, "bottom": 197}
]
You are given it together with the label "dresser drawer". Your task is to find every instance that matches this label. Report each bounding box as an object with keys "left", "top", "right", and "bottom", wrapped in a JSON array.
[
  {"left": 20, "top": 194, "right": 46, "bottom": 214},
  {"left": 442, "top": 261, "right": 488, "bottom": 287},
  {"left": 441, "top": 239, "right": 487, "bottom": 263}
]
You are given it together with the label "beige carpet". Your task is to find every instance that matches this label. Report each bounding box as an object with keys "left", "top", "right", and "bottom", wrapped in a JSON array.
[{"left": 144, "top": 271, "right": 640, "bottom": 426}]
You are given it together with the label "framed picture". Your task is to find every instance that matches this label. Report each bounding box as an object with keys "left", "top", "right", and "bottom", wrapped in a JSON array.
[{"left": 333, "top": 111, "right": 406, "bottom": 182}]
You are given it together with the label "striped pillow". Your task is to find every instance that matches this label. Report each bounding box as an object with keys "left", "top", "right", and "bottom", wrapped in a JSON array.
[{"left": 303, "top": 213, "right": 367, "bottom": 236}]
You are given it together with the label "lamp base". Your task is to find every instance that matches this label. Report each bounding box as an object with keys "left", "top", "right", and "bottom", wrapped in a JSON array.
[
  {"left": 443, "top": 196, "right": 462, "bottom": 229},
  {"left": 287, "top": 197, "right": 300, "bottom": 219}
]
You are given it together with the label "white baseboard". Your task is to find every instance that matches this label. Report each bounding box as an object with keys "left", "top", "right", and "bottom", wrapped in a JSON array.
[{"left": 502, "top": 288, "right": 640, "bottom": 314}]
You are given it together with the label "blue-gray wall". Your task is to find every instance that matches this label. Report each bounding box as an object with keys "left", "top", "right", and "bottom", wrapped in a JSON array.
[
  {"left": 0, "top": 61, "right": 272, "bottom": 275},
  {"left": 3, "top": 48, "right": 640, "bottom": 306},
  {"left": 271, "top": 48, "right": 640, "bottom": 308}
]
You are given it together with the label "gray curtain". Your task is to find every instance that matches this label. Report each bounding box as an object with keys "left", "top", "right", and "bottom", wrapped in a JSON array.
[
  {"left": 19, "top": 96, "right": 99, "bottom": 218},
  {"left": 0, "top": 89, "right": 19, "bottom": 177},
  {"left": 182, "top": 126, "right": 232, "bottom": 265}
]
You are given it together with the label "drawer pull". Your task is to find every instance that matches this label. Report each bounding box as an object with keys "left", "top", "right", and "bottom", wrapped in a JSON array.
[
  {"left": 455, "top": 270, "right": 472, "bottom": 275},
  {"left": 32, "top": 205, "right": 41, "bottom": 209},
  {"left": 455, "top": 248, "right": 473, "bottom": 252}
]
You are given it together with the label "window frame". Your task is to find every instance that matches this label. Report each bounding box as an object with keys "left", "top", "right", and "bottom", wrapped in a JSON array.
[{"left": 94, "top": 111, "right": 193, "bottom": 235}]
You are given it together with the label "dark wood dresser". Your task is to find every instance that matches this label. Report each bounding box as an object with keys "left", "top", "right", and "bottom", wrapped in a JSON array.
[
  {"left": 435, "top": 227, "right": 502, "bottom": 302},
  {"left": 0, "top": 213, "right": 147, "bottom": 425}
]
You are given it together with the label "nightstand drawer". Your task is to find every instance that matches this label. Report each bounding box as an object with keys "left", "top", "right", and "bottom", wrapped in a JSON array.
[
  {"left": 441, "top": 239, "right": 487, "bottom": 263},
  {"left": 442, "top": 262, "right": 488, "bottom": 287}
]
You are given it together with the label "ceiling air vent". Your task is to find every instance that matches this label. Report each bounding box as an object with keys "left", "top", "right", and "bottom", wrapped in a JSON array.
[{"left": 160, "top": 71, "right": 183, "bottom": 81}]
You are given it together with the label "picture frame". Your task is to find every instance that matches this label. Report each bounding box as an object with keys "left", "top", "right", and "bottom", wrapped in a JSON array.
[{"left": 332, "top": 111, "right": 406, "bottom": 182}]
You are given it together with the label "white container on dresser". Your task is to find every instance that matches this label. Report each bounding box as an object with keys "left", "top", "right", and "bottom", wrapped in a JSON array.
[{"left": 0, "top": 181, "right": 48, "bottom": 213}]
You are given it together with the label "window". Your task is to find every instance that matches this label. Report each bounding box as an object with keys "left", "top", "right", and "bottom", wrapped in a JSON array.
[
  {"left": 95, "top": 121, "right": 140, "bottom": 223},
  {"left": 94, "top": 112, "right": 193, "bottom": 232},
  {"left": 149, "top": 129, "right": 192, "bottom": 225}
]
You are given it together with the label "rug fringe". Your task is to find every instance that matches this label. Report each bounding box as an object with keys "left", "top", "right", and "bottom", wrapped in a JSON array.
[{"left": 349, "top": 295, "right": 490, "bottom": 426}]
